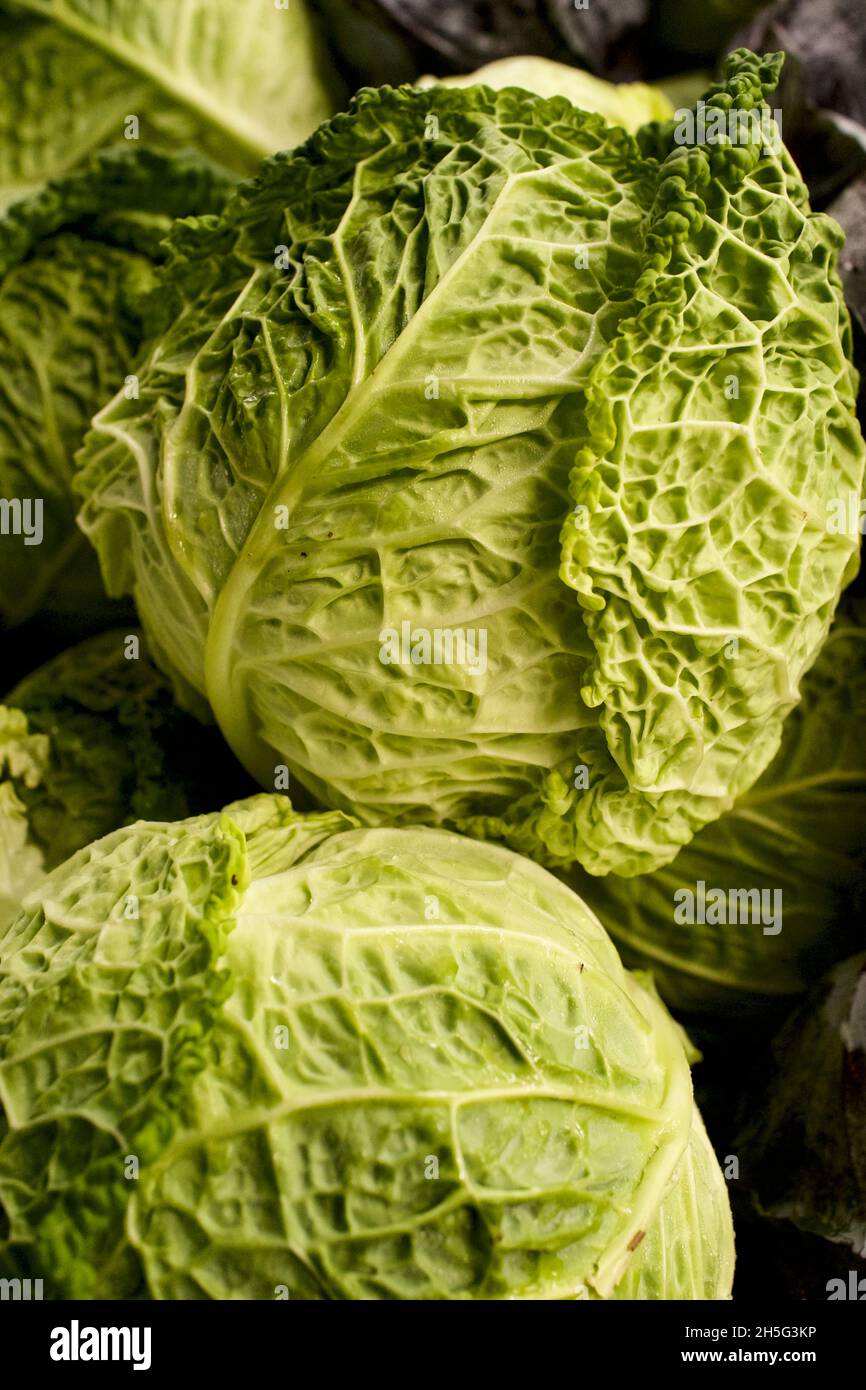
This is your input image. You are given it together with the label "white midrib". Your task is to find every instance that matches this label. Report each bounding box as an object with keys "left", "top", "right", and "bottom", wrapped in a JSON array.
[
  {"left": 16, "top": 0, "right": 275, "bottom": 161},
  {"left": 203, "top": 162, "right": 609, "bottom": 779}
]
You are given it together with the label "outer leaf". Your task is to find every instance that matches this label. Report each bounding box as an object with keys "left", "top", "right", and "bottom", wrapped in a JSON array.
[
  {"left": 0, "top": 0, "right": 343, "bottom": 205},
  {"left": 610, "top": 1111, "right": 734, "bottom": 1299},
  {"left": 552, "top": 49, "right": 864, "bottom": 873},
  {"left": 566, "top": 601, "right": 866, "bottom": 1011},
  {"left": 419, "top": 57, "right": 674, "bottom": 133},
  {"left": 0, "top": 810, "right": 247, "bottom": 1296},
  {"left": 0, "top": 707, "right": 49, "bottom": 924},
  {"left": 0, "top": 149, "right": 229, "bottom": 627}
]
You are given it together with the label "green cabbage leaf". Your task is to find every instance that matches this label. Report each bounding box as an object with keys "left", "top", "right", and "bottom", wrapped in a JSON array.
[
  {"left": 419, "top": 56, "right": 674, "bottom": 132},
  {"left": 0, "top": 628, "right": 249, "bottom": 928},
  {"left": 0, "top": 148, "right": 229, "bottom": 627},
  {"left": 0, "top": 0, "right": 344, "bottom": 207},
  {"left": 566, "top": 601, "right": 866, "bottom": 1011}
]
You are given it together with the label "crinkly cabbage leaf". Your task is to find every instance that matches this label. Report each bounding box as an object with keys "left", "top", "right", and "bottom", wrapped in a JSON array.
[
  {"left": 530, "top": 54, "right": 864, "bottom": 874},
  {"left": 0, "top": 796, "right": 733, "bottom": 1298},
  {"left": 76, "top": 52, "right": 865, "bottom": 877},
  {"left": 0, "top": 628, "right": 249, "bottom": 928},
  {"left": 0, "top": 809, "right": 250, "bottom": 1296},
  {"left": 0, "top": 0, "right": 343, "bottom": 206},
  {"left": 0, "top": 149, "right": 229, "bottom": 627},
  {"left": 566, "top": 601, "right": 866, "bottom": 1012}
]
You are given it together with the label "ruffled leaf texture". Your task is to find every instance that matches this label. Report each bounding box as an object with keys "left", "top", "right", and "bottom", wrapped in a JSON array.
[
  {"left": 565, "top": 599, "right": 866, "bottom": 1011},
  {"left": 0, "top": 798, "right": 733, "bottom": 1298},
  {"left": 0, "top": 628, "right": 249, "bottom": 929},
  {"left": 552, "top": 49, "right": 865, "bottom": 873},
  {"left": 75, "top": 53, "right": 865, "bottom": 877},
  {"left": 0, "top": 148, "right": 230, "bottom": 626}
]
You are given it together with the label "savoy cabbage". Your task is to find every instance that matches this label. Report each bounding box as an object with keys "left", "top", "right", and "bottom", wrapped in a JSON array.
[
  {"left": 76, "top": 50, "right": 865, "bottom": 879},
  {"left": 0, "top": 148, "right": 229, "bottom": 627},
  {"left": 0, "top": 794, "right": 733, "bottom": 1299}
]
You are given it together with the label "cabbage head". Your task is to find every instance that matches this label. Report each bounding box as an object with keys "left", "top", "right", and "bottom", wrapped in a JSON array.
[
  {"left": 76, "top": 50, "right": 865, "bottom": 878},
  {"left": 0, "top": 796, "right": 733, "bottom": 1299}
]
